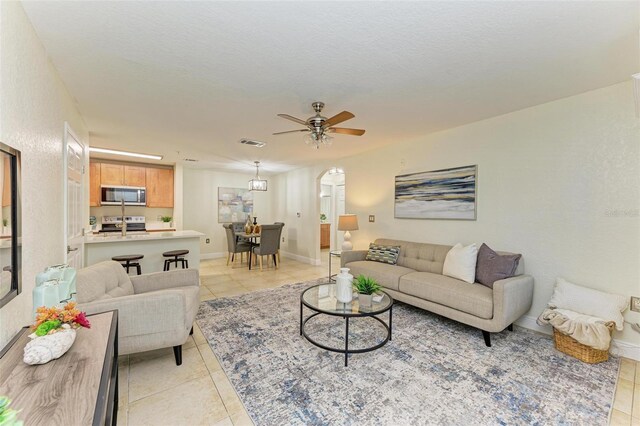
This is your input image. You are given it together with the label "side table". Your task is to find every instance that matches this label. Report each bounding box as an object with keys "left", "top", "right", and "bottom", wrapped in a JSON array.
[{"left": 328, "top": 249, "right": 342, "bottom": 282}]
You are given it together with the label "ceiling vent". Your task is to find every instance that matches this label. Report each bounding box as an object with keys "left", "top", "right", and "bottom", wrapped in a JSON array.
[
  {"left": 183, "top": 158, "right": 198, "bottom": 162},
  {"left": 239, "top": 139, "right": 266, "bottom": 148}
]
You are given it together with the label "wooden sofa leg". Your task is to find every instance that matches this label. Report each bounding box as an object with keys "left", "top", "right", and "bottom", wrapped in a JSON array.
[
  {"left": 482, "top": 331, "right": 491, "bottom": 347},
  {"left": 507, "top": 324, "right": 513, "bottom": 332},
  {"left": 173, "top": 345, "right": 183, "bottom": 366}
]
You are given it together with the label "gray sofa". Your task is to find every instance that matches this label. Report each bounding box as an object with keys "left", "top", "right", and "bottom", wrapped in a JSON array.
[
  {"left": 341, "top": 238, "right": 534, "bottom": 346},
  {"left": 76, "top": 261, "right": 200, "bottom": 365}
]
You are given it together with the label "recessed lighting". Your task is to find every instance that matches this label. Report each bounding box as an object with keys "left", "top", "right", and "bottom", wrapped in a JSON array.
[{"left": 89, "top": 147, "right": 163, "bottom": 160}]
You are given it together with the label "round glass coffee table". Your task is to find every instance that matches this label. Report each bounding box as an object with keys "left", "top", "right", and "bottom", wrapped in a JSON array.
[{"left": 300, "top": 283, "right": 393, "bottom": 366}]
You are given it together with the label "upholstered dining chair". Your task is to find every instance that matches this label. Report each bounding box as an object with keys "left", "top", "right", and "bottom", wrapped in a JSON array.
[
  {"left": 274, "top": 222, "right": 285, "bottom": 264},
  {"left": 251, "top": 224, "right": 281, "bottom": 271},
  {"left": 223, "top": 223, "right": 251, "bottom": 266}
]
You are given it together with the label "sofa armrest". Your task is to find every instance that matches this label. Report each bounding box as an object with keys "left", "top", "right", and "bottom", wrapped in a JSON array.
[
  {"left": 78, "top": 290, "right": 186, "bottom": 337},
  {"left": 492, "top": 274, "right": 534, "bottom": 328},
  {"left": 341, "top": 250, "right": 368, "bottom": 267},
  {"left": 131, "top": 269, "right": 199, "bottom": 294}
]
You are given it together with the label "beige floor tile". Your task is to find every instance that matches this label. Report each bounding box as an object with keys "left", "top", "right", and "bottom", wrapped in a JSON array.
[
  {"left": 205, "top": 280, "right": 244, "bottom": 293},
  {"left": 118, "top": 358, "right": 130, "bottom": 409},
  {"left": 215, "top": 287, "right": 251, "bottom": 298},
  {"left": 614, "top": 379, "right": 635, "bottom": 415},
  {"left": 129, "top": 346, "right": 208, "bottom": 402},
  {"left": 116, "top": 406, "right": 128, "bottom": 426},
  {"left": 620, "top": 358, "right": 637, "bottom": 382},
  {"left": 183, "top": 335, "right": 197, "bottom": 350},
  {"left": 633, "top": 383, "right": 640, "bottom": 419},
  {"left": 230, "top": 410, "right": 254, "bottom": 426},
  {"left": 193, "top": 323, "right": 207, "bottom": 345},
  {"left": 128, "top": 376, "right": 228, "bottom": 426},
  {"left": 611, "top": 409, "right": 632, "bottom": 426},
  {"left": 631, "top": 416, "right": 640, "bottom": 426},
  {"left": 200, "top": 286, "right": 214, "bottom": 298},
  {"left": 211, "top": 417, "right": 233, "bottom": 426},
  {"left": 200, "top": 293, "right": 218, "bottom": 302},
  {"left": 198, "top": 343, "right": 222, "bottom": 374},
  {"left": 636, "top": 361, "right": 640, "bottom": 383},
  {"left": 211, "top": 370, "right": 245, "bottom": 416}
]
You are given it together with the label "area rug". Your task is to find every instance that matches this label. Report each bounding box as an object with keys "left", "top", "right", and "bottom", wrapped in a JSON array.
[{"left": 196, "top": 279, "right": 619, "bottom": 425}]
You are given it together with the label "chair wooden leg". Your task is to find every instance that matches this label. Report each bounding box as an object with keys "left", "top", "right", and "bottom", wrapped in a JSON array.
[
  {"left": 273, "top": 254, "right": 278, "bottom": 269},
  {"left": 259, "top": 255, "right": 263, "bottom": 271},
  {"left": 277, "top": 250, "right": 280, "bottom": 264},
  {"left": 226, "top": 252, "right": 230, "bottom": 266}
]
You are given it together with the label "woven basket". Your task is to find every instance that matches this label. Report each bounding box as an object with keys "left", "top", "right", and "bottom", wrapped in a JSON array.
[{"left": 552, "top": 322, "right": 615, "bottom": 364}]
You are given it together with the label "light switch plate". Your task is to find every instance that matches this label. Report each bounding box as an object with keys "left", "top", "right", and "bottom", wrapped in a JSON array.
[
  {"left": 369, "top": 215, "right": 375, "bottom": 222},
  {"left": 631, "top": 296, "right": 640, "bottom": 313}
]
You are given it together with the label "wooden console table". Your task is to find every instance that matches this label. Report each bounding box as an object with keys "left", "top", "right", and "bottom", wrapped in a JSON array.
[{"left": 0, "top": 311, "right": 118, "bottom": 425}]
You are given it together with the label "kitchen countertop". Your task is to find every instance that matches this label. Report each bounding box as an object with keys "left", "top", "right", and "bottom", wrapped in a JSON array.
[{"left": 85, "top": 230, "right": 204, "bottom": 244}]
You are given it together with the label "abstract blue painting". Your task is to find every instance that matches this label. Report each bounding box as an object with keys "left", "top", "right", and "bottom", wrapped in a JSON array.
[{"left": 395, "top": 165, "right": 477, "bottom": 220}]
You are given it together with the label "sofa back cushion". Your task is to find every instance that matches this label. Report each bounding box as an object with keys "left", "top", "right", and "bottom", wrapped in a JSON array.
[
  {"left": 76, "top": 260, "right": 135, "bottom": 303},
  {"left": 374, "top": 239, "right": 452, "bottom": 274}
]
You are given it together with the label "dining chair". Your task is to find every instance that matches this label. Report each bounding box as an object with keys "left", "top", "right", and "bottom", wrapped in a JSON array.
[
  {"left": 274, "top": 222, "right": 285, "bottom": 264},
  {"left": 223, "top": 223, "right": 251, "bottom": 266},
  {"left": 251, "top": 224, "right": 281, "bottom": 271}
]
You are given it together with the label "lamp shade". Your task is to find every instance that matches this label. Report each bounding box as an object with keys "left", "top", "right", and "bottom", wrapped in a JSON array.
[{"left": 337, "top": 214, "right": 359, "bottom": 231}]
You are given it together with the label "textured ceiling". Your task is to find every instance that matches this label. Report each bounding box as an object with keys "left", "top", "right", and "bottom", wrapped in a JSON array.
[{"left": 22, "top": 1, "right": 639, "bottom": 174}]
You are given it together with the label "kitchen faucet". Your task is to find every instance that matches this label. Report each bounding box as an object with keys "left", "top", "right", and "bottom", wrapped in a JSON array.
[{"left": 116, "top": 199, "right": 127, "bottom": 236}]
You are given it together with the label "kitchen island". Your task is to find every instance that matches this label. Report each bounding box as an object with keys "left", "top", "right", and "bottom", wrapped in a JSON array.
[{"left": 85, "top": 230, "right": 204, "bottom": 273}]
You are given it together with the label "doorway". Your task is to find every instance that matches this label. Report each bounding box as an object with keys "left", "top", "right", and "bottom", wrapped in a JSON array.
[
  {"left": 63, "top": 123, "right": 86, "bottom": 268},
  {"left": 318, "top": 168, "right": 345, "bottom": 251}
]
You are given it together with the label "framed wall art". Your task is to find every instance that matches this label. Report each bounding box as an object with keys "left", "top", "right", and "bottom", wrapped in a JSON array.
[
  {"left": 218, "top": 187, "right": 253, "bottom": 223},
  {"left": 394, "top": 165, "right": 477, "bottom": 220}
]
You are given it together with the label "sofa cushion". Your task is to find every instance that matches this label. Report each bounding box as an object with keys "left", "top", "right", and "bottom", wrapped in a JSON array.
[
  {"left": 76, "top": 261, "right": 135, "bottom": 303},
  {"left": 442, "top": 243, "right": 478, "bottom": 284},
  {"left": 374, "top": 239, "right": 451, "bottom": 274},
  {"left": 475, "top": 243, "right": 521, "bottom": 288},
  {"left": 344, "top": 260, "right": 415, "bottom": 291},
  {"left": 399, "top": 272, "right": 494, "bottom": 319},
  {"left": 365, "top": 243, "right": 400, "bottom": 265}
]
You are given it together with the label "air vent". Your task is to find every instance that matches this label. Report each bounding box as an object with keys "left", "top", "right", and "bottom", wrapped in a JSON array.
[
  {"left": 183, "top": 158, "right": 198, "bottom": 162},
  {"left": 239, "top": 139, "right": 266, "bottom": 148}
]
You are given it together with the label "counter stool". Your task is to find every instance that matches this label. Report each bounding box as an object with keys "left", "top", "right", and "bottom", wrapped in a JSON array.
[
  {"left": 112, "top": 254, "right": 144, "bottom": 275},
  {"left": 163, "top": 249, "right": 189, "bottom": 271}
]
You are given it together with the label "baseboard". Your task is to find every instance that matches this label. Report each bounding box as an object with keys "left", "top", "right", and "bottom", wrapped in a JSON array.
[
  {"left": 280, "top": 251, "right": 321, "bottom": 266},
  {"left": 200, "top": 252, "right": 226, "bottom": 260},
  {"left": 516, "top": 315, "right": 640, "bottom": 361}
]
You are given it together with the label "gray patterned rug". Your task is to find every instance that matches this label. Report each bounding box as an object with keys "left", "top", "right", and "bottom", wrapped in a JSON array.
[{"left": 196, "top": 279, "right": 619, "bottom": 425}]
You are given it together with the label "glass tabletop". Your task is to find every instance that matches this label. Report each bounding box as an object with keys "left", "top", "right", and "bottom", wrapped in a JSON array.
[{"left": 301, "top": 283, "right": 393, "bottom": 316}]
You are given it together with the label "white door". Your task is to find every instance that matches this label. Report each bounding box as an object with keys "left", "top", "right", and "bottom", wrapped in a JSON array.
[
  {"left": 335, "top": 184, "right": 345, "bottom": 250},
  {"left": 64, "top": 123, "right": 85, "bottom": 268}
]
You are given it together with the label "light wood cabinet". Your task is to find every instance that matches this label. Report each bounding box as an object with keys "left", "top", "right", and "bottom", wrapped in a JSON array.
[
  {"left": 124, "top": 165, "right": 146, "bottom": 187},
  {"left": 145, "top": 167, "right": 174, "bottom": 208},
  {"left": 89, "top": 161, "right": 101, "bottom": 207},
  {"left": 99, "top": 163, "right": 124, "bottom": 186},
  {"left": 320, "top": 223, "right": 331, "bottom": 249}
]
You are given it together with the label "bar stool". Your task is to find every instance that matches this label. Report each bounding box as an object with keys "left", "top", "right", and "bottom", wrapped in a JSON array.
[
  {"left": 163, "top": 249, "right": 189, "bottom": 271},
  {"left": 112, "top": 254, "right": 144, "bottom": 275}
]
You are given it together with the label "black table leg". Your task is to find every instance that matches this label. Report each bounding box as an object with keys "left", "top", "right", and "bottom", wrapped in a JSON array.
[
  {"left": 299, "top": 302, "right": 303, "bottom": 336},
  {"left": 248, "top": 248, "right": 252, "bottom": 270},
  {"left": 389, "top": 305, "right": 393, "bottom": 341},
  {"left": 345, "top": 316, "right": 349, "bottom": 367}
]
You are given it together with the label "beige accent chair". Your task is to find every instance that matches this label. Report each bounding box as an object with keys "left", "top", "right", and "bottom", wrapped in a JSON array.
[{"left": 76, "top": 261, "right": 200, "bottom": 365}]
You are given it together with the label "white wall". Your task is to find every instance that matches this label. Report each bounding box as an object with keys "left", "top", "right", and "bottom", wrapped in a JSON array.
[
  {"left": 271, "top": 81, "right": 640, "bottom": 348},
  {"left": 182, "top": 168, "right": 272, "bottom": 257},
  {"left": 0, "top": 2, "right": 89, "bottom": 348}
]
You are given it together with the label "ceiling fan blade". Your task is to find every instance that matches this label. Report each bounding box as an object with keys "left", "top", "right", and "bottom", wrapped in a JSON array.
[
  {"left": 277, "top": 114, "right": 307, "bottom": 126},
  {"left": 323, "top": 111, "right": 355, "bottom": 127},
  {"left": 328, "top": 127, "right": 366, "bottom": 136},
  {"left": 272, "top": 129, "right": 309, "bottom": 135}
]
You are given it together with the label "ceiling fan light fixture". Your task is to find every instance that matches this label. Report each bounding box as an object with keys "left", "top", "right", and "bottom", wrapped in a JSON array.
[{"left": 248, "top": 161, "right": 267, "bottom": 191}]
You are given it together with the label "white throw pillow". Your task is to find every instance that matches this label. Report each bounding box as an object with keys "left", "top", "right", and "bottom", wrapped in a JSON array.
[
  {"left": 442, "top": 243, "right": 478, "bottom": 284},
  {"left": 548, "top": 277, "right": 628, "bottom": 330}
]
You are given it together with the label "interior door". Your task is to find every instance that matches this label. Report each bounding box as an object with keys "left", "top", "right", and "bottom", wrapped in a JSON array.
[
  {"left": 335, "top": 184, "right": 345, "bottom": 249},
  {"left": 64, "top": 123, "right": 86, "bottom": 268}
]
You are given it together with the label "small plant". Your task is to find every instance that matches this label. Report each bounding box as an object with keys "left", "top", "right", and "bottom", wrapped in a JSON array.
[
  {"left": 31, "top": 302, "right": 91, "bottom": 337},
  {"left": 353, "top": 275, "right": 381, "bottom": 295},
  {"left": 160, "top": 216, "right": 173, "bottom": 223},
  {"left": 320, "top": 213, "right": 327, "bottom": 222},
  {"left": 2, "top": 219, "right": 7, "bottom": 227},
  {"left": 0, "top": 396, "right": 22, "bottom": 426}
]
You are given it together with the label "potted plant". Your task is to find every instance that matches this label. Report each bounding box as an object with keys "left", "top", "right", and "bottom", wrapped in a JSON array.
[
  {"left": 320, "top": 213, "right": 327, "bottom": 223},
  {"left": 353, "top": 275, "right": 381, "bottom": 307},
  {"left": 0, "top": 396, "right": 22, "bottom": 426},
  {"left": 2, "top": 219, "right": 8, "bottom": 235},
  {"left": 160, "top": 216, "right": 173, "bottom": 229}
]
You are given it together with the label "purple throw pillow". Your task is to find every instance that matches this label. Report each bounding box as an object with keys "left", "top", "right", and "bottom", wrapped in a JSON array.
[{"left": 475, "top": 243, "right": 521, "bottom": 288}]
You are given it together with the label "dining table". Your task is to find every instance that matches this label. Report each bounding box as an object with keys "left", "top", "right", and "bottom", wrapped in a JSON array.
[{"left": 236, "top": 232, "right": 261, "bottom": 270}]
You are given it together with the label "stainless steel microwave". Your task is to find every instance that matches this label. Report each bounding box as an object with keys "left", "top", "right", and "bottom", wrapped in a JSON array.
[{"left": 101, "top": 186, "right": 146, "bottom": 206}]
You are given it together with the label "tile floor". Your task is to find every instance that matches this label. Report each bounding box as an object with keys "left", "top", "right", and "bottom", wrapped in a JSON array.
[{"left": 116, "top": 251, "right": 639, "bottom": 426}]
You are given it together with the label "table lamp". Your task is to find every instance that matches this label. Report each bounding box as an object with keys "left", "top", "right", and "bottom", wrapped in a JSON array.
[{"left": 338, "top": 214, "right": 359, "bottom": 251}]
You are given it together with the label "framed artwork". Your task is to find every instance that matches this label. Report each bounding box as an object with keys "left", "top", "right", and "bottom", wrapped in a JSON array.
[
  {"left": 394, "top": 165, "right": 477, "bottom": 220},
  {"left": 218, "top": 187, "right": 253, "bottom": 223}
]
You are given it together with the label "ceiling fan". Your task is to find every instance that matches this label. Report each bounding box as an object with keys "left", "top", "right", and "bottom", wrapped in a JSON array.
[{"left": 273, "top": 102, "right": 365, "bottom": 148}]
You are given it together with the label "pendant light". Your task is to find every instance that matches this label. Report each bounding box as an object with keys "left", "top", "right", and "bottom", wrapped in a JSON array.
[{"left": 248, "top": 161, "right": 267, "bottom": 191}]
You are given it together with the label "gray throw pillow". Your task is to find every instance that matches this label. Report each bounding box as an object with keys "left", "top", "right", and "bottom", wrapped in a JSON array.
[
  {"left": 475, "top": 243, "right": 521, "bottom": 288},
  {"left": 365, "top": 243, "right": 400, "bottom": 265}
]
